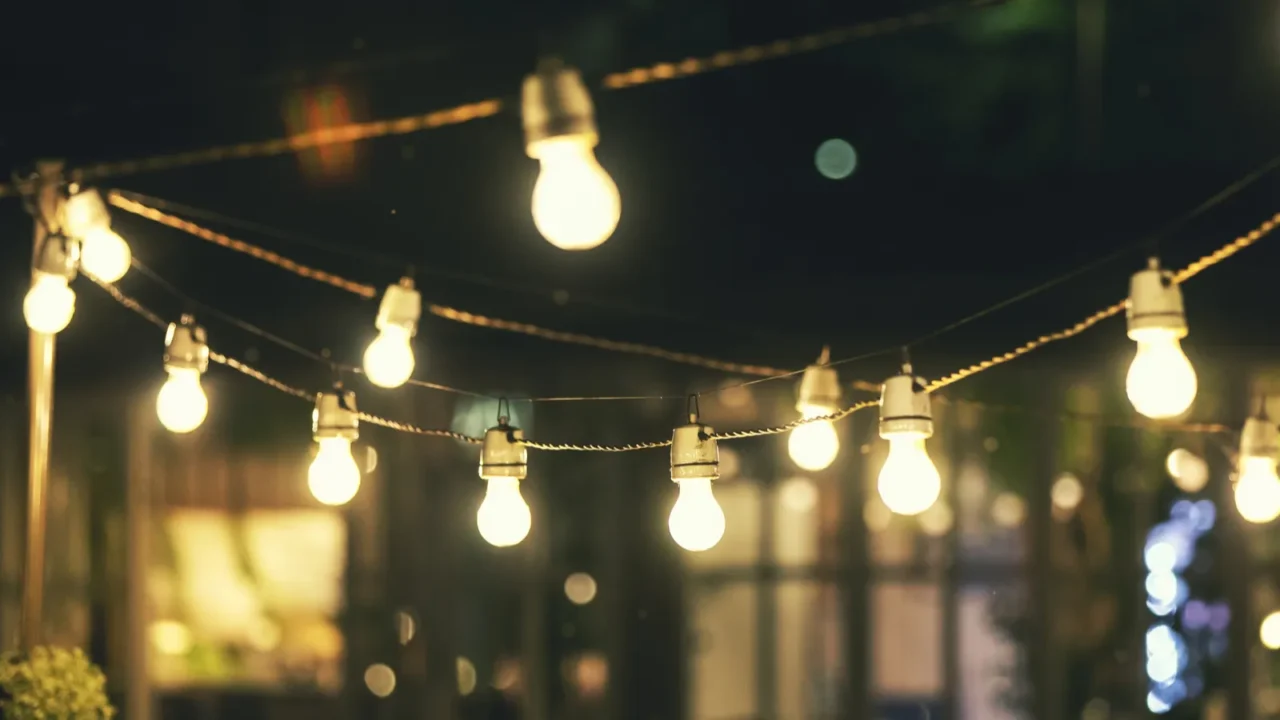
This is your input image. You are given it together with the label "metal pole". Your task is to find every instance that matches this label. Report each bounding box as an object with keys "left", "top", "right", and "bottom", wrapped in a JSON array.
[{"left": 21, "top": 159, "right": 64, "bottom": 652}]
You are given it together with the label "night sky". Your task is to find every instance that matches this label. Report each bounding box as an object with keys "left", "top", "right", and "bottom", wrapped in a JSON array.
[{"left": 2, "top": 0, "right": 1279, "bottom": 411}]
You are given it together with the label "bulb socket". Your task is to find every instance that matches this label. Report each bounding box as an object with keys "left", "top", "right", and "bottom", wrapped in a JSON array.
[
  {"left": 797, "top": 364, "right": 841, "bottom": 413},
  {"left": 670, "top": 423, "right": 719, "bottom": 482},
  {"left": 878, "top": 366, "right": 933, "bottom": 439},
  {"left": 62, "top": 188, "right": 111, "bottom": 239},
  {"left": 1241, "top": 416, "right": 1280, "bottom": 461},
  {"left": 313, "top": 391, "right": 359, "bottom": 441},
  {"left": 163, "top": 315, "right": 209, "bottom": 373},
  {"left": 33, "top": 234, "right": 79, "bottom": 279},
  {"left": 376, "top": 277, "right": 422, "bottom": 335},
  {"left": 522, "top": 58, "right": 598, "bottom": 156},
  {"left": 480, "top": 425, "right": 528, "bottom": 480},
  {"left": 1127, "top": 257, "right": 1187, "bottom": 339}
]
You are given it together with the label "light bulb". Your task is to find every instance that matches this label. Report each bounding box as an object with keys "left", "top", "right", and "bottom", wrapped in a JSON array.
[
  {"left": 530, "top": 136, "right": 621, "bottom": 251},
  {"left": 668, "top": 477, "right": 726, "bottom": 552},
  {"left": 23, "top": 272, "right": 76, "bottom": 334},
  {"left": 877, "top": 435, "right": 941, "bottom": 516},
  {"left": 308, "top": 437, "right": 361, "bottom": 506},
  {"left": 788, "top": 403, "right": 840, "bottom": 471},
  {"left": 79, "top": 228, "right": 131, "bottom": 283},
  {"left": 156, "top": 367, "right": 208, "bottom": 433},
  {"left": 363, "top": 325, "right": 415, "bottom": 388},
  {"left": 477, "top": 477, "right": 532, "bottom": 547},
  {"left": 1126, "top": 327, "right": 1197, "bottom": 419},
  {"left": 1235, "top": 456, "right": 1280, "bottom": 524}
]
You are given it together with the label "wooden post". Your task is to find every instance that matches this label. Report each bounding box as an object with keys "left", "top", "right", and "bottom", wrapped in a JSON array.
[
  {"left": 124, "top": 397, "right": 154, "bottom": 720},
  {"left": 22, "top": 159, "right": 65, "bottom": 651}
]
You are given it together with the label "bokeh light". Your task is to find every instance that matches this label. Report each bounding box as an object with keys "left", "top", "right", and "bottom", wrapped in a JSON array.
[
  {"left": 457, "top": 657, "right": 478, "bottom": 696},
  {"left": 1051, "top": 472, "right": 1084, "bottom": 512},
  {"left": 1260, "top": 611, "right": 1280, "bottom": 649},
  {"left": 364, "top": 663, "right": 396, "bottom": 697},
  {"left": 991, "top": 492, "right": 1026, "bottom": 528},
  {"left": 814, "top": 139, "right": 857, "bottom": 180},
  {"left": 779, "top": 476, "right": 819, "bottom": 512},
  {"left": 564, "top": 572, "right": 598, "bottom": 605},
  {"left": 1165, "top": 448, "right": 1209, "bottom": 493}
]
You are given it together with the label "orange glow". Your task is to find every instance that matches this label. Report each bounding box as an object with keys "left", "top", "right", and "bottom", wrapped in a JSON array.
[{"left": 284, "top": 85, "right": 359, "bottom": 184}]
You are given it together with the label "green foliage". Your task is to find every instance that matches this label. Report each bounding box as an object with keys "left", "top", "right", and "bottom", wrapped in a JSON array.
[{"left": 0, "top": 646, "right": 115, "bottom": 719}]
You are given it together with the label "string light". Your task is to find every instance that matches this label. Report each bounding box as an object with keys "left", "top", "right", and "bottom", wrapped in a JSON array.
[
  {"left": 668, "top": 403, "right": 726, "bottom": 552},
  {"left": 156, "top": 315, "right": 210, "bottom": 433},
  {"left": 476, "top": 416, "right": 533, "bottom": 548},
  {"left": 522, "top": 59, "right": 621, "bottom": 251},
  {"left": 363, "top": 277, "right": 422, "bottom": 389},
  {"left": 309, "top": 388, "right": 362, "bottom": 506},
  {"left": 24, "top": 235, "right": 79, "bottom": 335},
  {"left": 876, "top": 361, "right": 942, "bottom": 516},
  {"left": 62, "top": 187, "right": 131, "bottom": 283},
  {"left": 1234, "top": 408, "right": 1280, "bottom": 524},
  {"left": 1125, "top": 257, "right": 1197, "bottom": 419},
  {"left": 788, "top": 348, "right": 841, "bottom": 471}
]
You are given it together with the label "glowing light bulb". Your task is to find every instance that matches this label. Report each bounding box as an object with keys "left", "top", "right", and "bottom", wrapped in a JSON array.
[
  {"left": 788, "top": 404, "right": 840, "bottom": 471},
  {"left": 363, "top": 326, "right": 415, "bottom": 388},
  {"left": 1261, "top": 611, "right": 1280, "bottom": 650},
  {"left": 530, "top": 136, "right": 621, "bottom": 251},
  {"left": 877, "top": 435, "right": 941, "bottom": 516},
  {"left": 1235, "top": 456, "right": 1280, "bottom": 524},
  {"left": 23, "top": 272, "right": 76, "bottom": 334},
  {"left": 79, "top": 228, "right": 131, "bottom": 283},
  {"left": 156, "top": 367, "right": 208, "bottom": 433},
  {"left": 476, "top": 477, "right": 532, "bottom": 547},
  {"left": 1126, "top": 327, "right": 1197, "bottom": 419},
  {"left": 668, "top": 477, "right": 726, "bottom": 552},
  {"left": 308, "top": 437, "right": 361, "bottom": 506}
]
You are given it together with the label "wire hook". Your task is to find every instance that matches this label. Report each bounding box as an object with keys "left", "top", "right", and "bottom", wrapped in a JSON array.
[
  {"left": 687, "top": 394, "right": 701, "bottom": 424},
  {"left": 497, "top": 397, "right": 511, "bottom": 427}
]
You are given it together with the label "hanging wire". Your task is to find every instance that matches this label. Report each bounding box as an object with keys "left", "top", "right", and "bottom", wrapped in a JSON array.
[
  {"left": 928, "top": 209, "right": 1280, "bottom": 392},
  {"left": 110, "top": 189, "right": 804, "bottom": 343},
  {"left": 104, "top": 184, "right": 1280, "bottom": 399},
  {"left": 901, "top": 150, "right": 1280, "bottom": 353},
  {"left": 82, "top": 236, "right": 1251, "bottom": 454},
  {"left": 0, "top": 0, "right": 1008, "bottom": 199},
  {"left": 104, "top": 191, "right": 830, "bottom": 385}
]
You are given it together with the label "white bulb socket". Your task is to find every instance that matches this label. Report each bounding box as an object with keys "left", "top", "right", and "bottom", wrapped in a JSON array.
[
  {"left": 163, "top": 315, "right": 210, "bottom": 374},
  {"left": 479, "top": 425, "right": 529, "bottom": 481},
  {"left": 1241, "top": 416, "right": 1280, "bottom": 462},
  {"left": 62, "top": 187, "right": 112, "bottom": 239},
  {"left": 33, "top": 233, "right": 80, "bottom": 280},
  {"left": 313, "top": 390, "right": 359, "bottom": 441},
  {"left": 671, "top": 423, "right": 720, "bottom": 483},
  {"left": 796, "top": 363, "right": 841, "bottom": 414},
  {"left": 1126, "top": 257, "right": 1187, "bottom": 340},
  {"left": 878, "top": 366, "right": 933, "bottom": 439},
  {"left": 376, "top": 277, "right": 422, "bottom": 336},
  {"left": 522, "top": 59, "right": 599, "bottom": 155}
]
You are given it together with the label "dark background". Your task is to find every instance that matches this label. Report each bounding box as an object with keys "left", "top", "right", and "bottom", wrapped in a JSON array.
[
  {"left": 1, "top": 0, "right": 1279, "bottom": 399},
  {"left": 1, "top": 1, "right": 1278, "bottom": 718}
]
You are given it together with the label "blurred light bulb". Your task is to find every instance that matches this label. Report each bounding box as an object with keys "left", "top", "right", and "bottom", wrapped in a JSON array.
[
  {"left": 79, "top": 228, "right": 131, "bottom": 283},
  {"left": 23, "top": 272, "right": 76, "bottom": 334},
  {"left": 363, "top": 325, "right": 415, "bottom": 388},
  {"left": 788, "top": 404, "right": 840, "bottom": 471},
  {"left": 1126, "top": 328, "right": 1197, "bottom": 419},
  {"left": 1235, "top": 456, "right": 1280, "bottom": 524},
  {"left": 530, "top": 136, "right": 620, "bottom": 251},
  {"left": 668, "top": 477, "right": 726, "bottom": 552},
  {"left": 156, "top": 367, "right": 208, "bottom": 433},
  {"left": 309, "top": 437, "right": 361, "bottom": 506},
  {"left": 477, "top": 477, "right": 531, "bottom": 547},
  {"left": 1261, "top": 611, "right": 1280, "bottom": 650},
  {"left": 877, "top": 435, "right": 941, "bottom": 516}
]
